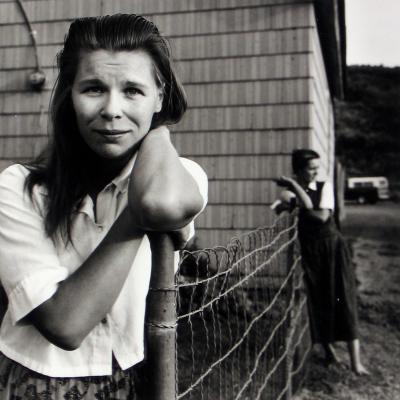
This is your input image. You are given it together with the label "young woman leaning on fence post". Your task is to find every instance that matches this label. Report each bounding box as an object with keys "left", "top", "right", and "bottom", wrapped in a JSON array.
[
  {"left": 272, "top": 149, "right": 368, "bottom": 375},
  {"left": 0, "top": 14, "right": 207, "bottom": 399}
]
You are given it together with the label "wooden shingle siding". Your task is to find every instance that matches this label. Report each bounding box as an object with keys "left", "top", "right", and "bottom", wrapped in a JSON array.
[
  {"left": 308, "top": 11, "right": 335, "bottom": 178},
  {"left": 310, "top": 28, "right": 331, "bottom": 126},
  {"left": 174, "top": 130, "right": 310, "bottom": 156},
  {"left": 197, "top": 204, "right": 277, "bottom": 230},
  {"left": 0, "top": 0, "right": 338, "bottom": 247},
  {"left": 0, "top": 103, "right": 310, "bottom": 137},
  {"left": 0, "top": 2, "right": 312, "bottom": 27},
  {"left": 311, "top": 76, "right": 330, "bottom": 129},
  {"left": 0, "top": 114, "right": 47, "bottom": 137},
  {"left": 0, "top": 92, "right": 51, "bottom": 113},
  {"left": 0, "top": 28, "right": 311, "bottom": 71},
  {"left": 178, "top": 103, "right": 310, "bottom": 132},
  {"left": 207, "top": 180, "right": 284, "bottom": 204},
  {"left": 0, "top": 79, "right": 311, "bottom": 113},
  {"left": 0, "top": 4, "right": 312, "bottom": 47},
  {"left": 188, "top": 154, "right": 291, "bottom": 180},
  {"left": 0, "top": 53, "right": 311, "bottom": 94},
  {"left": 189, "top": 229, "right": 272, "bottom": 250},
  {"left": 0, "top": 135, "right": 46, "bottom": 158},
  {"left": 311, "top": 106, "right": 329, "bottom": 158},
  {"left": 170, "top": 28, "right": 311, "bottom": 60}
]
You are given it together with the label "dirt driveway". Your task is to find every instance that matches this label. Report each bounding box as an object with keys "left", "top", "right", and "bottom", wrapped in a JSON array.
[{"left": 295, "top": 202, "right": 400, "bottom": 400}]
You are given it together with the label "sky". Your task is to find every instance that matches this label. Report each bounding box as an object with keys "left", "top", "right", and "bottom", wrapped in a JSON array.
[{"left": 345, "top": 0, "right": 400, "bottom": 67}]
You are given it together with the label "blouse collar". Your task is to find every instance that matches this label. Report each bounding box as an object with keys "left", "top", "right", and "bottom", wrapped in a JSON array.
[
  {"left": 109, "top": 152, "right": 138, "bottom": 194},
  {"left": 307, "top": 181, "right": 317, "bottom": 191}
]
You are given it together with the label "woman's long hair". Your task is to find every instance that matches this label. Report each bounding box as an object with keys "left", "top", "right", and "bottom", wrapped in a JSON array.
[{"left": 25, "top": 14, "right": 187, "bottom": 244}]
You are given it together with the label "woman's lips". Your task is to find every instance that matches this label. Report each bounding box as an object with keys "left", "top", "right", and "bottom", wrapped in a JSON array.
[{"left": 93, "top": 129, "right": 130, "bottom": 135}]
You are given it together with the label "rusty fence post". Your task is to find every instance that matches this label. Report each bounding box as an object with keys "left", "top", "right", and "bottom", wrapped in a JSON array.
[{"left": 144, "top": 233, "right": 177, "bottom": 400}]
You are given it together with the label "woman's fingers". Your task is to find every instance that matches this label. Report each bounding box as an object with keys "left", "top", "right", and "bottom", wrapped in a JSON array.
[
  {"left": 147, "top": 125, "right": 170, "bottom": 140},
  {"left": 168, "top": 225, "right": 191, "bottom": 250},
  {"left": 273, "top": 177, "right": 290, "bottom": 187}
]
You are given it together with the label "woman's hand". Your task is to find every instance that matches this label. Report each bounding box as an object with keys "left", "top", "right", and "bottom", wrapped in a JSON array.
[
  {"left": 146, "top": 125, "right": 171, "bottom": 141},
  {"left": 274, "top": 176, "right": 313, "bottom": 210},
  {"left": 169, "top": 225, "right": 191, "bottom": 250},
  {"left": 274, "top": 176, "right": 296, "bottom": 189}
]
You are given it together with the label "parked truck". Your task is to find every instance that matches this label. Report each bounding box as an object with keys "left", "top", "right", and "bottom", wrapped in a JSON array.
[{"left": 345, "top": 176, "right": 390, "bottom": 204}]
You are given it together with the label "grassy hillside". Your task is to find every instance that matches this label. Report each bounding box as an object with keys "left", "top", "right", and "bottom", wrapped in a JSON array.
[{"left": 335, "top": 65, "right": 400, "bottom": 185}]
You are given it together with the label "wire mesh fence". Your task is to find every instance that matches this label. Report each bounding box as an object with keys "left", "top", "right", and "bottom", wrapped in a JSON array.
[{"left": 176, "top": 213, "right": 311, "bottom": 400}]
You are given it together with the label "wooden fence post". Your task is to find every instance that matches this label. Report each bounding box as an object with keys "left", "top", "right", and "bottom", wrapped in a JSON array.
[
  {"left": 144, "top": 233, "right": 177, "bottom": 400},
  {"left": 284, "top": 215, "right": 296, "bottom": 400}
]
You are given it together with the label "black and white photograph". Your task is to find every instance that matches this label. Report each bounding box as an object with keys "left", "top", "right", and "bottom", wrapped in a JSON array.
[{"left": 0, "top": 1, "right": 398, "bottom": 399}]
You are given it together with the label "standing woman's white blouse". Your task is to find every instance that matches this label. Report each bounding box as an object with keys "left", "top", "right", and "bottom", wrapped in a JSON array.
[
  {"left": 307, "top": 180, "right": 335, "bottom": 210},
  {"left": 0, "top": 157, "right": 208, "bottom": 378}
]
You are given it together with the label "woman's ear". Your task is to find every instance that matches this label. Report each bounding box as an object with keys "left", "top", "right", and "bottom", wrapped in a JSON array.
[{"left": 155, "top": 86, "right": 164, "bottom": 113}]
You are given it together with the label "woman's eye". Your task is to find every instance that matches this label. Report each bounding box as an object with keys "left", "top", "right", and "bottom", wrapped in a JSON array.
[
  {"left": 125, "top": 88, "right": 142, "bottom": 98},
  {"left": 83, "top": 87, "right": 104, "bottom": 95}
]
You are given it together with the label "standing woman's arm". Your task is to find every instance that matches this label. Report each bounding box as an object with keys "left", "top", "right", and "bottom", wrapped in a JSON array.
[{"left": 276, "top": 176, "right": 331, "bottom": 223}]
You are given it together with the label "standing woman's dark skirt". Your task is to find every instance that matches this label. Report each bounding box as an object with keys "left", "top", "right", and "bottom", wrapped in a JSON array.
[{"left": 299, "top": 216, "right": 359, "bottom": 344}]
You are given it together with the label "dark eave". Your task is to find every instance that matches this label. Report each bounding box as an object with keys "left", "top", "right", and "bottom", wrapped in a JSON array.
[{"left": 314, "top": 0, "right": 346, "bottom": 99}]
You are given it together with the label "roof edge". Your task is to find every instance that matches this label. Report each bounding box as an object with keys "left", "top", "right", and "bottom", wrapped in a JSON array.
[{"left": 314, "top": 0, "right": 346, "bottom": 99}]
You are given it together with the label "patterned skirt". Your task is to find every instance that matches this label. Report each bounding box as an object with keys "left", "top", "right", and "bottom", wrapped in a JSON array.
[{"left": 0, "top": 353, "right": 138, "bottom": 399}]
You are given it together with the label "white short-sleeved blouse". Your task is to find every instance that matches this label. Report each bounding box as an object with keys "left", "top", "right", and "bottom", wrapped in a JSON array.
[
  {"left": 308, "top": 180, "right": 335, "bottom": 210},
  {"left": 0, "top": 157, "right": 208, "bottom": 378}
]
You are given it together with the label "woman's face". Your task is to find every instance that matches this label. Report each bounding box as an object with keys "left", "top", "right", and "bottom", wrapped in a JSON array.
[
  {"left": 297, "top": 158, "right": 320, "bottom": 184},
  {"left": 71, "top": 49, "right": 163, "bottom": 163}
]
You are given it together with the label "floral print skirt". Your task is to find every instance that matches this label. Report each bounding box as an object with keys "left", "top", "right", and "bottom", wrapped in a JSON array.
[{"left": 0, "top": 353, "right": 138, "bottom": 399}]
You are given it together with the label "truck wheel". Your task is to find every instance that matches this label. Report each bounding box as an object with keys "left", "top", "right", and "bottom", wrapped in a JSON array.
[{"left": 357, "top": 195, "right": 366, "bottom": 205}]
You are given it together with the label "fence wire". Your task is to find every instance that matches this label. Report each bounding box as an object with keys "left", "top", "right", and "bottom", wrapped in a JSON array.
[{"left": 176, "top": 213, "right": 311, "bottom": 400}]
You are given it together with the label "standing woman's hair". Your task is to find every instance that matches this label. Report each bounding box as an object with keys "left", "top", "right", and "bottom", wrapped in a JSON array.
[
  {"left": 25, "top": 14, "right": 187, "bottom": 243},
  {"left": 291, "top": 149, "right": 320, "bottom": 174}
]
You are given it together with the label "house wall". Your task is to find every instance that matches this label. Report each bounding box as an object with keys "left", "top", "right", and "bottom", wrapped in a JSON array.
[
  {"left": 309, "top": 8, "right": 335, "bottom": 178},
  {"left": 0, "top": 0, "right": 338, "bottom": 248}
]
